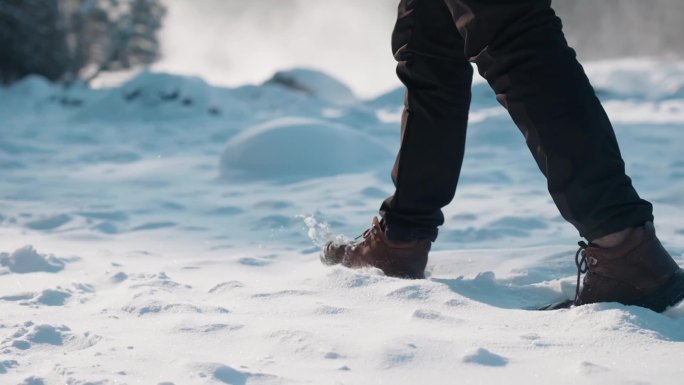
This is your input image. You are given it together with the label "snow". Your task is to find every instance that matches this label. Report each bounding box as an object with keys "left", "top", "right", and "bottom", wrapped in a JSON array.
[
  {"left": 0, "top": 246, "right": 66, "bottom": 274},
  {"left": 1, "top": 59, "right": 684, "bottom": 384},
  {"left": 220, "top": 117, "right": 392, "bottom": 182}
]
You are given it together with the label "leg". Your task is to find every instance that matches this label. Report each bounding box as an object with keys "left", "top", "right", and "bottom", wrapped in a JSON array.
[
  {"left": 320, "top": 0, "right": 469, "bottom": 277},
  {"left": 324, "top": 0, "right": 684, "bottom": 306},
  {"left": 440, "top": 0, "right": 684, "bottom": 311},
  {"left": 443, "top": 0, "right": 653, "bottom": 241},
  {"left": 380, "top": 0, "right": 474, "bottom": 242}
]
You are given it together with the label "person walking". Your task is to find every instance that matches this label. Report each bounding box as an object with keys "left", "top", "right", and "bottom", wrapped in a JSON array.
[{"left": 321, "top": 0, "right": 684, "bottom": 312}]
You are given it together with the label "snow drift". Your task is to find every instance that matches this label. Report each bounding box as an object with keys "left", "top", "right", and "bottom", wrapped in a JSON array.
[{"left": 219, "top": 117, "right": 392, "bottom": 182}]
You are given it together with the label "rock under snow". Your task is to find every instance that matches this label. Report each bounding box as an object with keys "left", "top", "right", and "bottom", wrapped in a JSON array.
[
  {"left": 77, "top": 71, "right": 221, "bottom": 121},
  {"left": 264, "top": 68, "right": 357, "bottom": 106}
]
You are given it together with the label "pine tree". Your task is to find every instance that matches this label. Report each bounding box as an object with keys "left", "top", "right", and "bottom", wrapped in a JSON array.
[
  {"left": 0, "top": 0, "right": 70, "bottom": 84},
  {"left": 0, "top": 0, "right": 166, "bottom": 85}
]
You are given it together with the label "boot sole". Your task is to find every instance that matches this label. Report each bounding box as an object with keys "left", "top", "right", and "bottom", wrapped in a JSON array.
[{"left": 539, "top": 269, "right": 684, "bottom": 312}]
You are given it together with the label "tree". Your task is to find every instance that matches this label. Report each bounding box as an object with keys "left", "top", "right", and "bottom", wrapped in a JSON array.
[
  {"left": 0, "top": 0, "right": 70, "bottom": 84},
  {"left": 0, "top": 0, "right": 166, "bottom": 85}
]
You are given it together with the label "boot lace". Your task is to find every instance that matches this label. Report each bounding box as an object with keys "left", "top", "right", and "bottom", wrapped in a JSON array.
[
  {"left": 353, "top": 228, "right": 371, "bottom": 244},
  {"left": 351, "top": 221, "right": 382, "bottom": 248},
  {"left": 574, "top": 241, "right": 589, "bottom": 305}
]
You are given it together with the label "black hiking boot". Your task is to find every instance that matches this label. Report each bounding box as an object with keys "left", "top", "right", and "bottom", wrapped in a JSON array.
[
  {"left": 543, "top": 222, "right": 684, "bottom": 312},
  {"left": 321, "top": 217, "right": 431, "bottom": 279}
]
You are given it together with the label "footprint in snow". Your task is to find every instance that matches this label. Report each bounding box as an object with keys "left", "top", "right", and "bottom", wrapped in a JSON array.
[
  {"left": 34, "top": 289, "right": 72, "bottom": 306},
  {"left": 0, "top": 360, "right": 19, "bottom": 374},
  {"left": 76, "top": 210, "right": 129, "bottom": 222},
  {"left": 1, "top": 288, "right": 72, "bottom": 306},
  {"left": 19, "top": 377, "right": 45, "bottom": 385},
  {"left": 92, "top": 221, "right": 119, "bottom": 234},
  {"left": 24, "top": 214, "right": 72, "bottom": 230},
  {"left": 325, "top": 269, "right": 384, "bottom": 288},
  {"left": 313, "top": 305, "right": 347, "bottom": 315},
  {"left": 176, "top": 323, "right": 244, "bottom": 334},
  {"left": 0, "top": 245, "right": 67, "bottom": 274},
  {"left": 117, "top": 272, "right": 189, "bottom": 295},
  {"left": 462, "top": 348, "right": 508, "bottom": 367},
  {"left": 382, "top": 343, "right": 418, "bottom": 369},
  {"left": 3, "top": 323, "right": 73, "bottom": 351},
  {"left": 443, "top": 298, "right": 468, "bottom": 307},
  {"left": 208, "top": 281, "right": 245, "bottom": 293},
  {"left": 578, "top": 361, "right": 610, "bottom": 375},
  {"left": 28, "top": 324, "right": 69, "bottom": 345},
  {"left": 412, "top": 308, "right": 463, "bottom": 323},
  {"left": 127, "top": 272, "right": 192, "bottom": 290},
  {"left": 324, "top": 351, "right": 346, "bottom": 360},
  {"left": 205, "top": 206, "right": 244, "bottom": 216},
  {"left": 267, "top": 330, "right": 316, "bottom": 354},
  {"left": 122, "top": 300, "right": 230, "bottom": 316},
  {"left": 251, "top": 214, "right": 296, "bottom": 230},
  {"left": 130, "top": 221, "right": 177, "bottom": 231},
  {"left": 213, "top": 364, "right": 275, "bottom": 385},
  {"left": 252, "top": 289, "right": 313, "bottom": 299},
  {"left": 110, "top": 271, "right": 129, "bottom": 283},
  {"left": 252, "top": 200, "right": 293, "bottom": 210},
  {"left": 386, "top": 285, "right": 434, "bottom": 301},
  {"left": 238, "top": 257, "right": 274, "bottom": 267}
]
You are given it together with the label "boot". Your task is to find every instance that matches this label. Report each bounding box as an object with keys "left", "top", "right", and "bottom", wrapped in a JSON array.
[
  {"left": 571, "top": 222, "right": 684, "bottom": 312},
  {"left": 321, "top": 217, "right": 431, "bottom": 279}
]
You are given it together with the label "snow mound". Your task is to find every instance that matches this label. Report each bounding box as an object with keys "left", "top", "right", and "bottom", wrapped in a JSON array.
[
  {"left": 0, "top": 246, "right": 65, "bottom": 274},
  {"left": 264, "top": 68, "right": 357, "bottom": 106},
  {"left": 0, "top": 75, "right": 58, "bottom": 121},
  {"left": 586, "top": 59, "right": 684, "bottom": 100},
  {"left": 77, "top": 71, "right": 222, "bottom": 121},
  {"left": 368, "top": 87, "right": 405, "bottom": 109},
  {"left": 219, "top": 117, "right": 392, "bottom": 182},
  {"left": 4, "top": 75, "right": 54, "bottom": 99}
]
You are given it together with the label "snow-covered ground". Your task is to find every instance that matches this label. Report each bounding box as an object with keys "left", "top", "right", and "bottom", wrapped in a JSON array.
[{"left": 1, "top": 60, "right": 684, "bottom": 385}]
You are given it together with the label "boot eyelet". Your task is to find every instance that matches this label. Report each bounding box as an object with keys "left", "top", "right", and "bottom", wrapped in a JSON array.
[{"left": 589, "top": 256, "right": 598, "bottom": 266}]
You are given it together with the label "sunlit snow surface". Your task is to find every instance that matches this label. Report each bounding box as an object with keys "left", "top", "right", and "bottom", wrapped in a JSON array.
[{"left": 1, "top": 61, "right": 684, "bottom": 384}]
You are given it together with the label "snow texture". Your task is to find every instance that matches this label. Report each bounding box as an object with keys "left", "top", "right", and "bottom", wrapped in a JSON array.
[{"left": 1, "top": 61, "right": 684, "bottom": 384}]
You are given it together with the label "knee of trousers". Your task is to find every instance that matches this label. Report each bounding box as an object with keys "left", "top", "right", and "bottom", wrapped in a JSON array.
[{"left": 443, "top": 0, "right": 563, "bottom": 69}]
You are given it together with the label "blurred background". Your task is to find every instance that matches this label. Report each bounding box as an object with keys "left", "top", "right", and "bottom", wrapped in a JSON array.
[
  {"left": 3, "top": 4, "right": 684, "bottom": 384},
  {"left": 2, "top": 0, "right": 684, "bottom": 98}
]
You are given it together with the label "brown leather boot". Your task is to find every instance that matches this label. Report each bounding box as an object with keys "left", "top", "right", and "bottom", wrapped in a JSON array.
[
  {"left": 571, "top": 222, "right": 684, "bottom": 312},
  {"left": 320, "top": 217, "right": 431, "bottom": 279}
]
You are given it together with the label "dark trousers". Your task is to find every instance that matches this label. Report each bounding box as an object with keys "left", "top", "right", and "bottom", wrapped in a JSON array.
[{"left": 380, "top": 0, "right": 653, "bottom": 242}]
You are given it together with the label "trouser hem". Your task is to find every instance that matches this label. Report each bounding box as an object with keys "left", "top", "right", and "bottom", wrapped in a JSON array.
[
  {"left": 583, "top": 209, "right": 654, "bottom": 242},
  {"left": 382, "top": 213, "right": 438, "bottom": 242}
]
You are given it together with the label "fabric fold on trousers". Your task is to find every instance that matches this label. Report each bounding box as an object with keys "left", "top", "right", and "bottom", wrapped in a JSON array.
[{"left": 381, "top": 0, "right": 653, "bottom": 242}]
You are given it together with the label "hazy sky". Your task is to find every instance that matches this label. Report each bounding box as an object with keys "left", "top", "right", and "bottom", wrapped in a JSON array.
[
  {"left": 154, "top": 0, "right": 684, "bottom": 98},
  {"left": 155, "top": 0, "right": 400, "bottom": 98}
]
